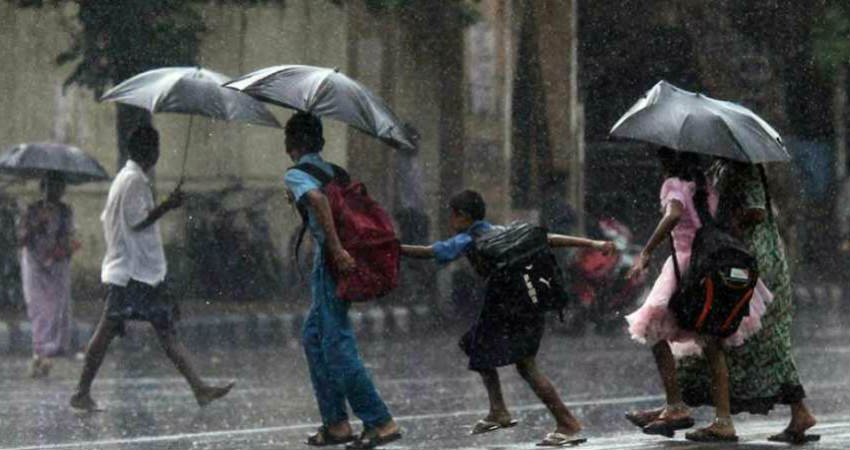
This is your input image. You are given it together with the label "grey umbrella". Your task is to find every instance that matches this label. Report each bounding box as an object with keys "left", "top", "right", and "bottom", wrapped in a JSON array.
[
  {"left": 610, "top": 80, "right": 791, "bottom": 163},
  {"left": 223, "top": 65, "right": 419, "bottom": 152},
  {"left": 0, "top": 142, "right": 110, "bottom": 184},
  {"left": 100, "top": 67, "right": 282, "bottom": 183}
]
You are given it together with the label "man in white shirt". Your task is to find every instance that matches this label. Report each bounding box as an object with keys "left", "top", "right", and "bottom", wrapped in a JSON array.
[{"left": 70, "top": 126, "right": 234, "bottom": 411}]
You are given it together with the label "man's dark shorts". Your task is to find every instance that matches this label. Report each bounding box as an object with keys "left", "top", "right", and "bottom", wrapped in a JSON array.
[{"left": 104, "top": 280, "right": 180, "bottom": 336}]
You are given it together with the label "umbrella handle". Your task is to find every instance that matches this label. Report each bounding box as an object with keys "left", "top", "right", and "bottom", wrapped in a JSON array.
[{"left": 178, "top": 115, "right": 194, "bottom": 189}]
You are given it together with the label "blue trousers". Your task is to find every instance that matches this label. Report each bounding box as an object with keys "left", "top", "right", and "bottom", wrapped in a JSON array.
[{"left": 302, "top": 263, "right": 392, "bottom": 428}]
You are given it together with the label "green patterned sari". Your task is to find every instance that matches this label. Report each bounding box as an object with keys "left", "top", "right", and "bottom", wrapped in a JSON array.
[{"left": 676, "top": 160, "right": 805, "bottom": 414}]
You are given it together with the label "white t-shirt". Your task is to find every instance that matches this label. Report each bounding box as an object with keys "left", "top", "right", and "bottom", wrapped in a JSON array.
[{"left": 100, "top": 160, "right": 166, "bottom": 287}]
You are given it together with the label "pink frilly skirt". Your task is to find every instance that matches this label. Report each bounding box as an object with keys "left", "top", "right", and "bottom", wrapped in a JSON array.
[{"left": 625, "top": 253, "right": 772, "bottom": 358}]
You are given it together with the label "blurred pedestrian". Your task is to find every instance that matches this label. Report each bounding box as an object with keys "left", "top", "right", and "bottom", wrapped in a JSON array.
[
  {"left": 69, "top": 125, "right": 234, "bottom": 411},
  {"left": 284, "top": 112, "right": 400, "bottom": 449},
  {"left": 18, "top": 173, "right": 78, "bottom": 378},
  {"left": 401, "top": 189, "right": 614, "bottom": 447},
  {"left": 675, "top": 159, "right": 819, "bottom": 445},
  {"left": 624, "top": 148, "right": 771, "bottom": 442}
]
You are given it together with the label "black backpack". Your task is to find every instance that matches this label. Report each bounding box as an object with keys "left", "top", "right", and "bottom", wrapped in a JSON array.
[
  {"left": 667, "top": 223, "right": 759, "bottom": 338},
  {"left": 470, "top": 222, "right": 571, "bottom": 319}
]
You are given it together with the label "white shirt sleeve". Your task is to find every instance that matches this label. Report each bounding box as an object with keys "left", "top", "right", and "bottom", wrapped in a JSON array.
[{"left": 123, "top": 175, "right": 154, "bottom": 229}]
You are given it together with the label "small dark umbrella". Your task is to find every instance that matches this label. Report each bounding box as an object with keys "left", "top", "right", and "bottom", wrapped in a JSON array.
[
  {"left": 223, "top": 65, "right": 419, "bottom": 152},
  {"left": 100, "top": 66, "right": 282, "bottom": 184},
  {"left": 0, "top": 142, "right": 109, "bottom": 184},
  {"left": 610, "top": 80, "right": 791, "bottom": 163}
]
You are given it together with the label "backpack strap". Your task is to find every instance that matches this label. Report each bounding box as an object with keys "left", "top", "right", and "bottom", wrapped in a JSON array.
[
  {"left": 668, "top": 233, "right": 682, "bottom": 284},
  {"left": 287, "top": 161, "right": 350, "bottom": 278},
  {"left": 291, "top": 162, "right": 334, "bottom": 187}
]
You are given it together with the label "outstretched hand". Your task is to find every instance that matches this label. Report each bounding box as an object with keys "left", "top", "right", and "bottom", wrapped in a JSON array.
[
  {"left": 595, "top": 240, "right": 617, "bottom": 256},
  {"left": 626, "top": 251, "right": 650, "bottom": 281}
]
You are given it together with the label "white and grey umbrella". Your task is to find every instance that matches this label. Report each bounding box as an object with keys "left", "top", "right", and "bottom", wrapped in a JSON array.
[
  {"left": 224, "top": 65, "right": 419, "bottom": 152},
  {"left": 101, "top": 67, "right": 282, "bottom": 183},
  {"left": 0, "top": 142, "right": 110, "bottom": 184},
  {"left": 610, "top": 80, "right": 791, "bottom": 163}
]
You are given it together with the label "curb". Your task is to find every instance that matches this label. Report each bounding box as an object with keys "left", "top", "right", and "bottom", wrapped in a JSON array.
[{"left": 0, "top": 303, "right": 437, "bottom": 355}]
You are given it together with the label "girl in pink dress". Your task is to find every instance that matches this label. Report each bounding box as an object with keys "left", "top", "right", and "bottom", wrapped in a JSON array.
[{"left": 624, "top": 148, "right": 771, "bottom": 442}]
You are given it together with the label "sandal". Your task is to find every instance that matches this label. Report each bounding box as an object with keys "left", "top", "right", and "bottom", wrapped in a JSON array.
[
  {"left": 306, "top": 426, "right": 356, "bottom": 446},
  {"left": 625, "top": 408, "right": 663, "bottom": 428},
  {"left": 470, "top": 418, "right": 519, "bottom": 435},
  {"left": 767, "top": 429, "right": 821, "bottom": 445},
  {"left": 685, "top": 426, "right": 738, "bottom": 443},
  {"left": 536, "top": 431, "right": 588, "bottom": 447},
  {"left": 642, "top": 416, "right": 695, "bottom": 438},
  {"left": 345, "top": 431, "right": 402, "bottom": 449}
]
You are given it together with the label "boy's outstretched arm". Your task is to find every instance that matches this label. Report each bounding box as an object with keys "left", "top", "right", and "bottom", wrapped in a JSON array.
[
  {"left": 548, "top": 234, "right": 615, "bottom": 255},
  {"left": 400, "top": 244, "right": 435, "bottom": 259}
]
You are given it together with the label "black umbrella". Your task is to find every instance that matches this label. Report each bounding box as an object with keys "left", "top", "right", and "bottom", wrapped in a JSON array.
[
  {"left": 0, "top": 142, "right": 110, "bottom": 184},
  {"left": 223, "top": 65, "right": 419, "bottom": 152},
  {"left": 610, "top": 81, "right": 791, "bottom": 163},
  {"left": 100, "top": 67, "right": 282, "bottom": 183}
]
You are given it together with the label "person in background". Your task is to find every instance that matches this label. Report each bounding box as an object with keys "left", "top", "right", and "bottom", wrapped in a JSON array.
[{"left": 18, "top": 173, "right": 78, "bottom": 378}]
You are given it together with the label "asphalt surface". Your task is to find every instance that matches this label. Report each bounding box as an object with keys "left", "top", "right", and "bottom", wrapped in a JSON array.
[{"left": 0, "top": 299, "right": 847, "bottom": 450}]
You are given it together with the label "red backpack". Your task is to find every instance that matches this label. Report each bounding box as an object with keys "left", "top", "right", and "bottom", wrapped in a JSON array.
[{"left": 291, "top": 162, "right": 400, "bottom": 302}]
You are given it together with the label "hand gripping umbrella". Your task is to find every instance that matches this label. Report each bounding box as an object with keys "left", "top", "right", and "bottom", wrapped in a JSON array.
[
  {"left": 0, "top": 142, "right": 110, "bottom": 184},
  {"left": 223, "top": 65, "right": 419, "bottom": 152},
  {"left": 100, "top": 66, "right": 282, "bottom": 185},
  {"left": 610, "top": 80, "right": 791, "bottom": 163}
]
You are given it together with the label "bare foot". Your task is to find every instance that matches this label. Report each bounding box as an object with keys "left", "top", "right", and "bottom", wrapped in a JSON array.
[
  {"left": 28, "top": 357, "right": 51, "bottom": 379},
  {"left": 327, "top": 421, "right": 353, "bottom": 439},
  {"left": 788, "top": 403, "right": 817, "bottom": 434},
  {"left": 554, "top": 416, "right": 582, "bottom": 435},
  {"left": 375, "top": 418, "right": 398, "bottom": 436},
  {"left": 658, "top": 403, "right": 690, "bottom": 421},
  {"left": 195, "top": 381, "right": 235, "bottom": 407},
  {"left": 625, "top": 407, "right": 664, "bottom": 428},
  {"left": 70, "top": 392, "right": 101, "bottom": 412},
  {"left": 486, "top": 411, "right": 514, "bottom": 427},
  {"left": 699, "top": 417, "right": 736, "bottom": 438}
]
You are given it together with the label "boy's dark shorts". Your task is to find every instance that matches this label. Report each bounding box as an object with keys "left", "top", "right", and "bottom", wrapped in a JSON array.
[{"left": 104, "top": 279, "right": 180, "bottom": 336}]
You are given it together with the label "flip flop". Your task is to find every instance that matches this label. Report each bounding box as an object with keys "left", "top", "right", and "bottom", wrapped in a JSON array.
[
  {"left": 305, "top": 426, "right": 356, "bottom": 446},
  {"left": 685, "top": 427, "right": 738, "bottom": 443},
  {"left": 345, "top": 431, "right": 402, "bottom": 450},
  {"left": 642, "top": 416, "right": 695, "bottom": 438},
  {"left": 536, "top": 431, "right": 588, "bottom": 447},
  {"left": 625, "top": 408, "right": 663, "bottom": 428},
  {"left": 470, "top": 418, "right": 519, "bottom": 435},
  {"left": 767, "top": 429, "right": 821, "bottom": 445}
]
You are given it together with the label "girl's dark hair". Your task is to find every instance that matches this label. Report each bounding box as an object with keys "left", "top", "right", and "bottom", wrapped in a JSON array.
[
  {"left": 449, "top": 190, "right": 486, "bottom": 221},
  {"left": 657, "top": 147, "right": 711, "bottom": 223}
]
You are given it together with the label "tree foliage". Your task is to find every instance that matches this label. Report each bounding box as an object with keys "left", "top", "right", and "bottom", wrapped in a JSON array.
[
  {"left": 9, "top": 0, "right": 284, "bottom": 97},
  {"left": 812, "top": 1, "right": 850, "bottom": 74}
]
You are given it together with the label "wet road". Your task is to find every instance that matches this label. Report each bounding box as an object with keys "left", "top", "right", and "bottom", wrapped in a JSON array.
[{"left": 0, "top": 300, "right": 847, "bottom": 450}]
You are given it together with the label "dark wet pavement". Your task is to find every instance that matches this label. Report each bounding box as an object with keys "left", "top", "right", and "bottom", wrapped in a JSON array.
[{"left": 0, "top": 299, "right": 847, "bottom": 450}]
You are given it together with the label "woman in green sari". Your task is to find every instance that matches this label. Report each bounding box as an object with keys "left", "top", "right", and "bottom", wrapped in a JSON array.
[{"left": 675, "top": 159, "right": 818, "bottom": 444}]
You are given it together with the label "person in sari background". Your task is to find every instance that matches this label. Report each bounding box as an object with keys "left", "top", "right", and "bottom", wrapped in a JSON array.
[{"left": 18, "top": 173, "right": 79, "bottom": 378}]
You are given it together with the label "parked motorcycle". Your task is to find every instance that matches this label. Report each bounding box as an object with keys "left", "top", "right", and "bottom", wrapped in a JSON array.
[{"left": 559, "top": 217, "right": 648, "bottom": 335}]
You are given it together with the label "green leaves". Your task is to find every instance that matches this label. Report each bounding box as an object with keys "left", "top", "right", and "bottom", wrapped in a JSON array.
[{"left": 812, "top": 2, "right": 850, "bottom": 74}]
